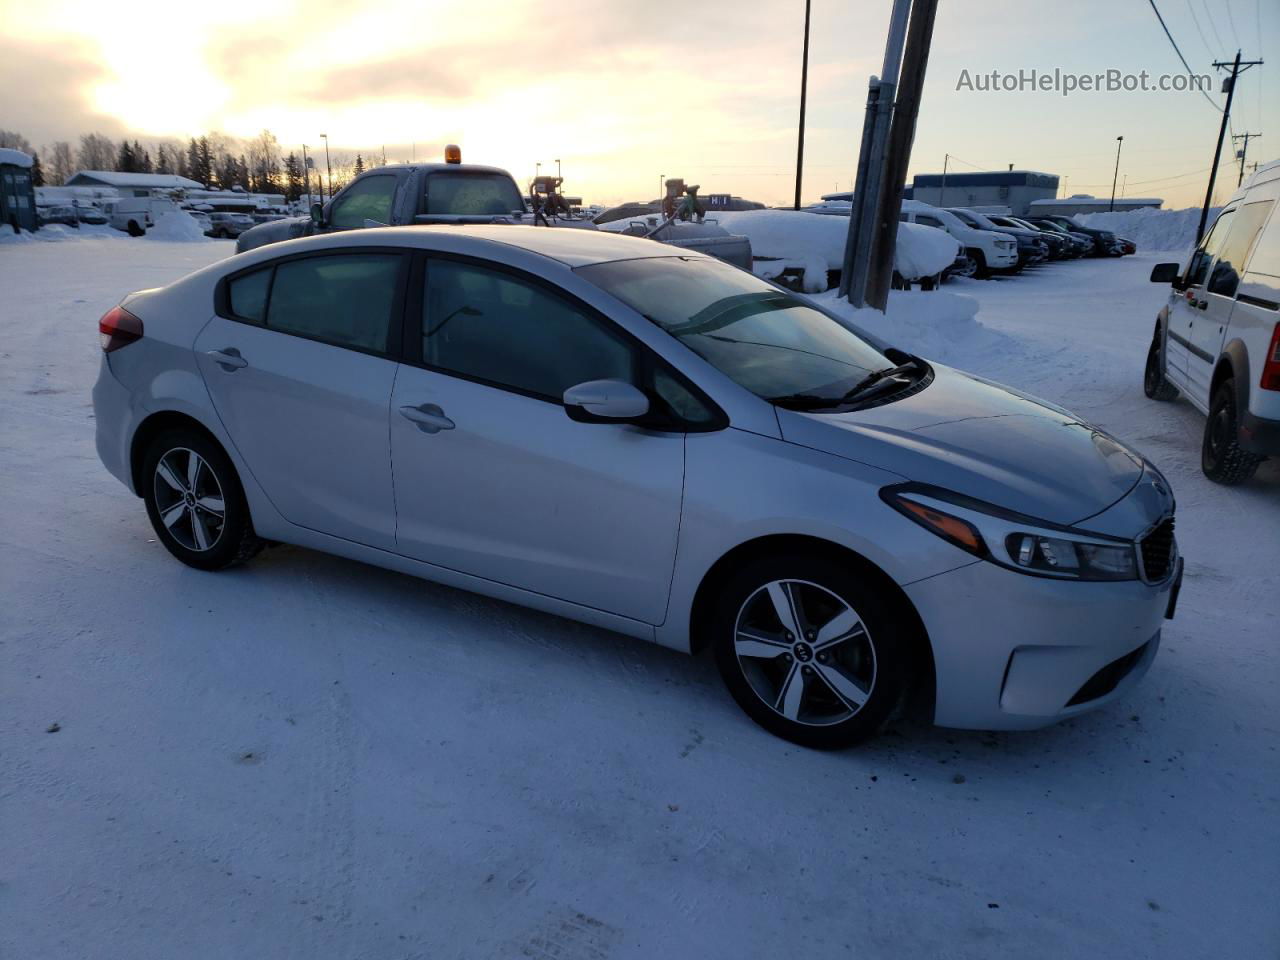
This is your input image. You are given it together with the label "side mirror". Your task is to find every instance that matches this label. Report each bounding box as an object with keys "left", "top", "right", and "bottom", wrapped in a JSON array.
[
  {"left": 310, "top": 202, "right": 324, "bottom": 226},
  {"left": 1149, "top": 262, "right": 1180, "bottom": 284},
  {"left": 563, "top": 379, "right": 649, "bottom": 423}
]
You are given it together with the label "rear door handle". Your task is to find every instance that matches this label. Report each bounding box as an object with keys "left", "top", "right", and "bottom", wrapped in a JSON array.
[
  {"left": 206, "top": 348, "right": 248, "bottom": 371},
  {"left": 399, "top": 403, "right": 455, "bottom": 434}
]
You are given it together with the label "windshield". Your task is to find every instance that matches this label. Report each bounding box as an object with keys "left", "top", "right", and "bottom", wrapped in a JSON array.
[
  {"left": 577, "top": 256, "right": 897, "bottom": 405},
  {"left": 424, "top": 172, "right": 524, "bottom": 216}
]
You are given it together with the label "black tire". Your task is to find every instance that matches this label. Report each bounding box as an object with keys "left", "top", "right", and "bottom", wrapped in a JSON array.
[
  {"left": 711, "top": 553, "right": 914, "bottom": 749},
  {"left": 968, "top": 249, "right": 990, "bottom": 279},
  {"left": 127, "top": 220, "right": 144, "bottom": 237},
  {"left": 1143, "top": 334, "right": 1179, "bottom": 401},
  {"left": 142, "top": 428, "right": 263, "bottom": 570},
  {"left": 1201, "top": 379, "right": 1263, "bottom": 485}
]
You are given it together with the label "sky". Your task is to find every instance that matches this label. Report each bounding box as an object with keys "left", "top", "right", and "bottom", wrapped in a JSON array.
[{"left": 0, "top": 0, "right": 1273, "bottom": 208}]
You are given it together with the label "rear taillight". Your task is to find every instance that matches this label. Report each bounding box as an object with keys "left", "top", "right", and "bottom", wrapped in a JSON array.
[
  {"left": 99, "top": 305, "right": 143, "bottom": 353},
  {"left": 1262, "top": 322, "right": 1280, "bottom": 392}
]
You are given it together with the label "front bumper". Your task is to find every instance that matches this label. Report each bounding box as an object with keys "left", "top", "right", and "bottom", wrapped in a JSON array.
[
  {"left": 905, "top": 557, "right": 1177, "bottom": 730},
  {"left": 1239, "top": 408, "right": 1280, "bottom": 457}
]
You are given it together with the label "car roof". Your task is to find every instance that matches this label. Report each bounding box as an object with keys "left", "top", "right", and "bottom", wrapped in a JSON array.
[{"left": 244, "top": 224, "right": 691, "bottom": 268}]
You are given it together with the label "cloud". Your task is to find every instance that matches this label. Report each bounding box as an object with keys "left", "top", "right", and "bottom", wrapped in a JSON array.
[{"left": 0, "top": 37, "right": 126, "bottom": 145}]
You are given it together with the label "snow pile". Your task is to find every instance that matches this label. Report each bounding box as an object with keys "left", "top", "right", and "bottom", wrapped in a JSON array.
[
  {"left": 808, "top": 287, "right": 1025, "bottom": 371},
  {"left": 146, "top": 211, "right": 210, "bottom": 242},
  {"left": 1076, "top": 207, "right": 1217, "bottom": 253},
  {"left": 717, "top": 209, "right": 957, "bottom": 283}
]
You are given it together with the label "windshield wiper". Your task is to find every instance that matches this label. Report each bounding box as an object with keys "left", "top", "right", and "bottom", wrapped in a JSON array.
[{"left": 839, "top": 358, "right": 923, "bottom": 404}]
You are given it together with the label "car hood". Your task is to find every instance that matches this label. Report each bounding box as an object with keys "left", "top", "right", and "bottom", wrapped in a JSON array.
[
  {"left": 236, "top": 216, "right": 313, "bottom": 252},
  {"left": 776, "top": 364, "right": 1144, "bottom": 526}
]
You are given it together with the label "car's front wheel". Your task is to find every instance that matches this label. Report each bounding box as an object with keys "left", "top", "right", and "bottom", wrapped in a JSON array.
[
  {"left": 711, "top": 555, "right": 912, "bottom": 748},
  {"left": 1143, "top": 334, "right": 1179, "bottom": 400},
  {"left": 142, "top": 429, "right": 262, "bottom": 570},
  {"left": 1201, "top": 379, "right": 1263, "bottom": 484}
]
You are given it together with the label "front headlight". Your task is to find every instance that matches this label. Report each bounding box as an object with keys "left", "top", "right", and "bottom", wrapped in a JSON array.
[{"left": 882, "top": 485, "right": 1139, "bottom": 581}]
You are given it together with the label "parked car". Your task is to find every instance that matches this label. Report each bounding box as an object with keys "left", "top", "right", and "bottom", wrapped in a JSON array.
[
  {"left": 184, "top": 210, "right": 213, "bottom": 234},
  {"left": 93, "top": 225, "right": 1181, "bottom": 748},
  {"left": 37, "top": 205, "right": 80, "bottom": 228},
  {"left": 1145, "top": 160, "right": 1280, "bottom": 484},
  {"left": 1118, "top": 237, "right": 1137, "bottom": 255},
  {"left": 75, "top": 205, "right": 108, "bottom": 226},
  {"left": 236, "top": 149, "right": 752, "bottom": 269},
  {"left": 947, "top": 208, "right": 1048, "bottom": 268},
  {"left": 899, "top": 200, "right": 1018, "bottom": 278},
  {"left": 1039, "top": 215, "right": 1122, "bottom": 257},
  {"left": 252, "top": 211, "right": 288, "bottom": 224},
  {"left": 987, "top": 215, "right": 1071, "bottom": 260},
  {"left": 1022, "top": 218, "right": 1094, "bottom": 257},
  {"left": 207, "top": 212, "right": 256, "bottom": 238}
]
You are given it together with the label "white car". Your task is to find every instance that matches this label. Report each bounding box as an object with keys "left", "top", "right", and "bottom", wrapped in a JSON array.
[
  {"left": 1145, "top": 160, "right": 1280, "bottom": 483},
  {"left": 92, "top": 225, "right": 1181, "bottom": 747},
  {"left": 899, "top": 200, "right": 1018, "bottom": 278}
]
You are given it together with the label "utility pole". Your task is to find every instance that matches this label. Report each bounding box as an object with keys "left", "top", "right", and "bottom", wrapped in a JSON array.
[
  {"left": 301, "top": 144, "right": 311, "bottom": 205},
  {"left": 939, "top": 153, "right": 948, "bottom": 205},
  {"left": 658, "top": 173, "right": 664, "bottom": 201},
  {"left": 556, "top": 158, "right": 562, "bottom": 180},
  {"left": 839, "top": 0, "right": 911, "bottom": 303},
  {"left": 1233, "top": 132, "right": 1261, "bottom": 186},
  {"left": 1198, "top": 51, "right": 1263, "bottom": 242},
  {"left": 320, "top": 132, "right": 332, "bottom": 202},
  {"left": 1109, "top": 136, "right": 1124, "bottom": 212},
  {"left": 794, "top": 0, "right": 812, "bottom": 209},
  {"left": 865, "top": 0, "right": 941, "bottom": 310}
]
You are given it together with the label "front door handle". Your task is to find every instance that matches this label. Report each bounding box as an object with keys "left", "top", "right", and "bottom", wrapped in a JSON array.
[
  {"left": 399, "top": 403, "right": 455, "bottom": 434},
  {"left": 1195, "top": 299, "right": 1208, "bottom": 310},
  {"left": 206, "top": 348, "right": 248, "bottom": 371}
]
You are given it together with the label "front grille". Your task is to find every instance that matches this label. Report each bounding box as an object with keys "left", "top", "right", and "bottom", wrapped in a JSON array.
[
  {"left": 1139, "top": 516, "right": 1176, "bottom": 583},
  {"left": 1066, "top": 640, "right": 1150, "bottom": 707}
]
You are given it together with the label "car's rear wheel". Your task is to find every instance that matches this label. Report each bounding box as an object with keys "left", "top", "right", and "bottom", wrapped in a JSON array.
[
  {"left": 1201, "top": 379, "right": 1262, "bottom": 485},
  {"left": 142, "top": 428, "right": 262, "bottom": 570},
  {"left": 1143, "top": 334, "right": 1179, "bottom": 400},
  {"left": 711, "top": 554, "right": 912, "bottom": 748}
]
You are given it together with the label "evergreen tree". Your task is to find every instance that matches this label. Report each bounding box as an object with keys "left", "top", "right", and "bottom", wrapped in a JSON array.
[
  {"left": 134, "top": 141, "right": 153, "bottom": 174},
  {"left": 116, "top": 140, "right": 136, "bottom": 173},
  {"left": 186, "top": 138, "right": 202, "bottom": 183},
  {"left": 198, "top": 137, "right": 215, "bottom": 186},
  {"left": 354, "top": 153, "right": 364, "bottom": 176},
  {"left": 215, "top": 152, "right": 237, "bottom": 190},
  {"left": 283, "top": 152, "right": 302, "bottom": 202},
  {"left": 30, "top": 151, "right": 45, "bottom": 187},
  {"left": 236, "top": 155, "right": 251, "bottom": 190}
]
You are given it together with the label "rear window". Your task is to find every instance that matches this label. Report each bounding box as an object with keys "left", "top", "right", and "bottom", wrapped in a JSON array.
[{"left": 423, "top": 172, "right": 523, "bottom": 216}]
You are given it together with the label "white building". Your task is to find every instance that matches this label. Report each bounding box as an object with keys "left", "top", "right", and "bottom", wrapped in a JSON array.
[
  {"left": 64, "top": 171, "right": 205, "bottom": 197},
  {"left": 1027, "top": 195, "right": 1163, "bottom": 217}
]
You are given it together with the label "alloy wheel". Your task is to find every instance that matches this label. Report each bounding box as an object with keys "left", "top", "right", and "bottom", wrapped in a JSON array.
[
  {"left": 733, "top": 579, "right": 877, "bottom": 726},
  {"left": 153, "top": 447, "right": 226, "bottom": 552}
]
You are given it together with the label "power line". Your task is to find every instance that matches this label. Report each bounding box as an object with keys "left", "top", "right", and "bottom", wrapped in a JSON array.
[
  {"left": 1202, "top": 0, "right": 1226, "bottom": 50},
  {"left": 1224, "top": 0, "right": 1241, "bottom": 49},
  {"left": 1146, "top": 0, "right": 1224, "bottom": 112},
  {"left": 1184, "top": 0, "right": 1217, "bottom": 56}
]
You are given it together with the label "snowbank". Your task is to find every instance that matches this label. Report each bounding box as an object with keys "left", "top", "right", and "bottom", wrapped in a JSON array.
[
  {"left": 1076, "top": 206, "right": 1217, "bottom": 254},
  {"left": 807, "top": 287, "right": 1024, "bottom": 372},
  {"left": 716, "top": 209, "right": 957, "bottom": 284},
  {"left": 146, "top": 211, "right": 210, "bottom": 242}
]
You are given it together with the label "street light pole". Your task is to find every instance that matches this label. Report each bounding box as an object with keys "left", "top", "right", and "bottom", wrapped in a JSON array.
[
  {"left": 556, "top": 158, "right": 561, "bottom": 180},
  {"left": 794, "top": 0, "right": 812, "bottom": 209},
  {"left": 320, "top": 133, "right": 332, "bottom": 202},
  {"left": 1108, "top": 135, "right": 1123, "bottom": 212},
  {"left": 301, "top": 144, "right": 311, "bottom": 205},
  {"left": 659, "top": 173, "right": 664, "bottom": 202}
]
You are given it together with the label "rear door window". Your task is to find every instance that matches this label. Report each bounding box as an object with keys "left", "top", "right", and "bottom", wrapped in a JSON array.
[
  {"left": 422, "top": 173, "right": 523, "bottom": 216},
  {"left": 265, "top": 254, "right": 403, "bottom": 353},
  {"left": 1186, "top": 209, "right": 1234, "bottom": 287}
]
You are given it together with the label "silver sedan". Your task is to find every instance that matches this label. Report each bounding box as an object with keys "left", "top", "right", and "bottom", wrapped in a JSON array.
[{"left": 92, "top": 225, "right": 1182, "bottom": 747}]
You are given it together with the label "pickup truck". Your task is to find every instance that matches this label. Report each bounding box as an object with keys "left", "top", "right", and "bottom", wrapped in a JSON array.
[{"left": 235, "top": 151, "right": 753, "bottom": 269}]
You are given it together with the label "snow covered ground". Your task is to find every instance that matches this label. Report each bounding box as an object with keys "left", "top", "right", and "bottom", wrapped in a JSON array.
[{"left": 2, "top": 234, "right": 1277, "bottom": 959}]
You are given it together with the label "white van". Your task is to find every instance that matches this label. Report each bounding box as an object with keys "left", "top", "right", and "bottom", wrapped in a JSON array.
[
  {"left": 1146, "top": 159, "right": 1280, "bottom": 483},
  {"left": 899, "top": 200, "right": 1018, "bottom": 278},
  {"left": 108, "top": 197, "right": 180, "bottom": 236}
]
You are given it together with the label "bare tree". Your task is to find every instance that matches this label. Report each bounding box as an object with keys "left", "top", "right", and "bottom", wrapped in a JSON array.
[
  {"left": 48, "top": 141, "right": 75, "bottom": 185},
  {"left": 0, "top": 129, "right": 34, "bottom": 152},
  {"left": 77, "top": 133, "right": 117, "bottom": 171},
  {"left": 247, "top": 129, "right": 281, "bottom": 193}
]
